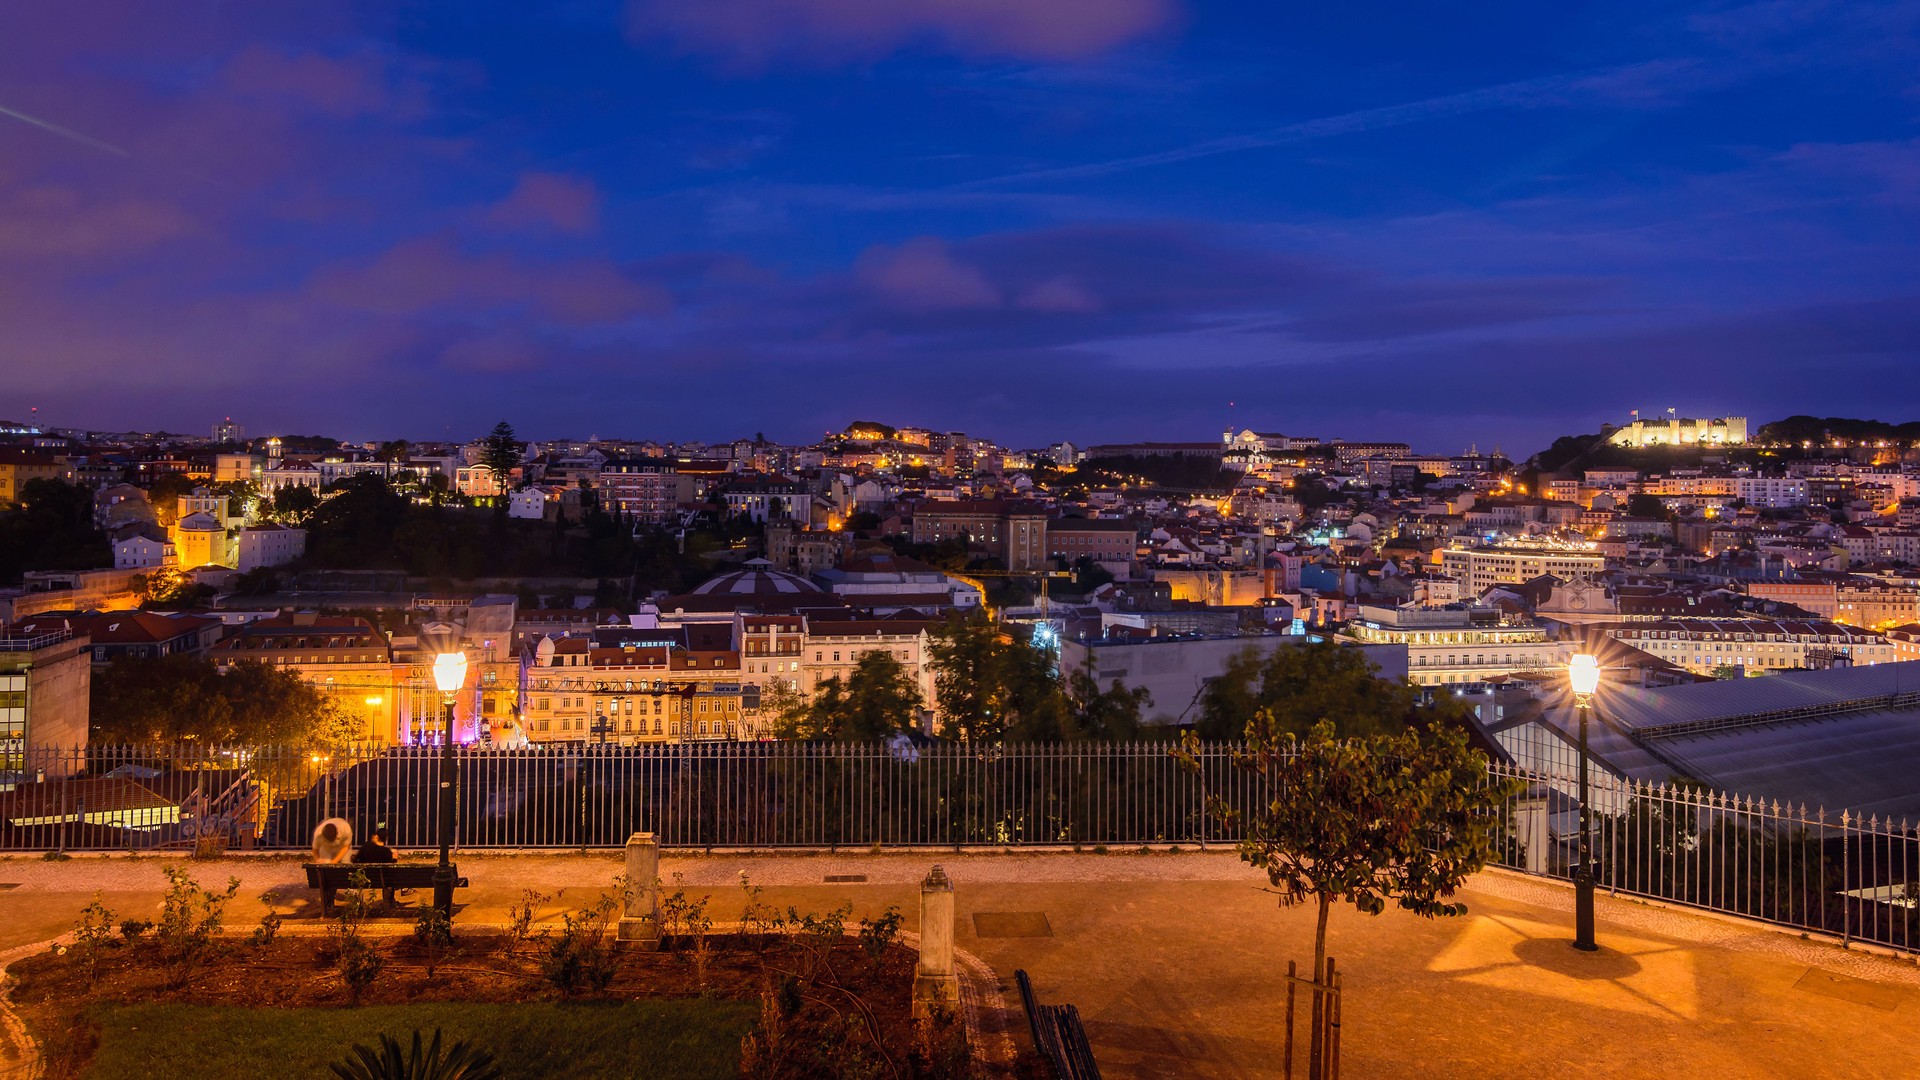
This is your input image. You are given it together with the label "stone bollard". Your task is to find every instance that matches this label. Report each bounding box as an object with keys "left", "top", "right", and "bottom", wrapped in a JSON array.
[
  {"left": 616, "top": 831, "right": 661, "bottom": 950},
  {"left": 913, "top": 865, "right": 960, "bottom": 1018},
  {"left": 1514, "top": 795, "right": 1550, "bottom": 875}
]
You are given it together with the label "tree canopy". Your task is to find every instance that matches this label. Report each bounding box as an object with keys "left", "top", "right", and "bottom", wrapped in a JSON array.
[
  {"left": 289, "top": 472, "right": 712, "bottom": 590},
  {"left": 773, "top": 651, "right": 924, "bottom": 741},
  {"left": 1194, "top": 638, "right": 1427, "bottom": 741},
  {"left": 925, "top": 614, "right": 1151, "bottom": 742},
  {"left": 269, "top": 484, "right": 320, "bottom": 524},
  {"left": 146, "top": 473, "right": 199, "bottom": 527},
  {"left": 91, "top": 655, "right": 358, "bottom": 747},
  {"left": 925, "top": 614, "right": 1056, "bottom": 742},
  {"left": 480, "top": 421, "right": 521, "bottom": 497},
  {"left": 1177, "top": 719, "right": 1519, "bottom": 1079},
  {"left": 0, "top": 478, "right": 109, "bottom": 584}
]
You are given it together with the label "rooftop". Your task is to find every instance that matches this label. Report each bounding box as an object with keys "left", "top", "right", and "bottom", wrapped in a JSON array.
[{"left": 1546, "top": 661, "right": 1920, "bottom": 818}]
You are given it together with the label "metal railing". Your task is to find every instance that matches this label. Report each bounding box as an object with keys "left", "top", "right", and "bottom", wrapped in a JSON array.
[
  {"left": 0, "top": 628, "right": 72, "bottom": 651},
  {"left": 1483, "top": 761, "right": 1916, "bottom": 953},
  {"left": 2, "top": 741, "right": 1913, "bottom": 952}
]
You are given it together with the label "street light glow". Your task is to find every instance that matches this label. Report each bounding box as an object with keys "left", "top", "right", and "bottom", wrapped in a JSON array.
[
  {"left": 1568, "top": 653, "right": 1601, "bottom": 699},
  {"left": 433, "top": 650, "right": 468, "bottom": 695}
]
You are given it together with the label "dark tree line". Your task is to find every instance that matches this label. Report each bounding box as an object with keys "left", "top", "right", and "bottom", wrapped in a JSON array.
[
  {"left": 0, "top": 478, "right": 110, "bottom": 584},
  {"left": 91, "top": 654, "right": 357, "bottom": 747},
  {"left": 1192, "top": 637, "right": 1480, "bottom": 742},
  {"left": 293, "top": 473, "right": 717, "bottom": 592}
]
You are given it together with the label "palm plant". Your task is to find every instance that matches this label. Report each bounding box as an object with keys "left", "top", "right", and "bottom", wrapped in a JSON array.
[{"left": 330, "top": 1029, "right": 503, "bottom": 1080}]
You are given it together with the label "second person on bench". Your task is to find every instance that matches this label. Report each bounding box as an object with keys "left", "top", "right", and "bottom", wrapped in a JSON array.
[{"left": 352, "top": 826, "right": 399, "bottom": 906}]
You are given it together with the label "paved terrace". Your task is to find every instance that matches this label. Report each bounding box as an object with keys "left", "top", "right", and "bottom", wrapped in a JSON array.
[{"left": 3, "top": 850, "right": 1917, "bottom": 1078}]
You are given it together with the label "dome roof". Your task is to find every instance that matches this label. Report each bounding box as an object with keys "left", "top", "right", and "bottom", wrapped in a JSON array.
[{"left": 690, "top": 562, "right": 823, "bottom": 597}]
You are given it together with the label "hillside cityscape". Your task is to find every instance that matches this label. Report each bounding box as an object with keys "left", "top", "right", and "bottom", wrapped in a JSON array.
[
  {"left": 6, "top": 409, "right": 1920, "bottom": 773},
  {"left": 7, "top": 1, "right": 1920, "bottom": 1076}
]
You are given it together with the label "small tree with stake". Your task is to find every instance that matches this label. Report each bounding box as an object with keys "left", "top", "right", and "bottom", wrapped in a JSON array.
[{"left": 1177, "top": 719, "right": 1519, "bottom": 1080}]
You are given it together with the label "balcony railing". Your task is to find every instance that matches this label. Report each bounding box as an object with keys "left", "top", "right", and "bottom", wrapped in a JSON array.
[
  {"left": 0, "top": 741, "right": 1911, "bottom": 953},
  {"left": 0, "top": 628, "right": 72, "bottom": 651}
]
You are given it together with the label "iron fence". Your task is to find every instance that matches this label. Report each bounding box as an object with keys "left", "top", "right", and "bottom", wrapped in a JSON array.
[{"left": 2, "top": 741, "right": 1913, "bottom": 952}]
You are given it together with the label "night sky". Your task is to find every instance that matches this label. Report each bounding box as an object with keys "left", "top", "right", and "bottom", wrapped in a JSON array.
[{"left": 3, "top": 1, "right": 1917, "bottom": 454}]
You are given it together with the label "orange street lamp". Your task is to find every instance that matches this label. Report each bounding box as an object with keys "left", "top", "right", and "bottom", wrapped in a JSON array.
[
  {"left": 1567, "top": 653, "right": 1601, "bottom": 952},
  {"left": 430, "top": 649, "right": 467, "bottom": 917}
]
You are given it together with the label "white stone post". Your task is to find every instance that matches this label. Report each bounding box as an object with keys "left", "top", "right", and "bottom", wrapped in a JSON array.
[
  {"left": 913, "top": 864, "right": 960, "bottom": 1018},
  {"left": 616, "top": 831, "right": 661, "bottom": 949},
  {"left": 1515, "top": 796, "right": 1549, "bottom": 875}
]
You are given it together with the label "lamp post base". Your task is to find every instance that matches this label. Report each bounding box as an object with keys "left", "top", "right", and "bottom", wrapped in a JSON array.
[{"left": 432, "top": 866, "right": 456, "bottom": 920}]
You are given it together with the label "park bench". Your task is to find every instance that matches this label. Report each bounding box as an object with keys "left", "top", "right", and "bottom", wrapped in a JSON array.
[
  {"left": 1016, "top": 969, "right": 1103, "bottom": 1080},
  {"left": 303, "top": 862, "right": 466, "bottom": 916}
]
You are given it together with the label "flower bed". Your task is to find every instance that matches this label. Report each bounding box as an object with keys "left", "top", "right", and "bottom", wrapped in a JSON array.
[{"left": 6, "top": 870, "right": 978, "bottom": 1079}]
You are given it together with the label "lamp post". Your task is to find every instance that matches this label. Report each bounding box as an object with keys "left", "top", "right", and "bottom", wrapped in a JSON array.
[
  {"left": 311, "top": 753, "right": 332, "bottom": 820},
  {"left": 1567, "top": 652, "right": 1601, "bottom": 952},
  {"left": 431, "top": 650, "right": 467, "bottom": 919}
]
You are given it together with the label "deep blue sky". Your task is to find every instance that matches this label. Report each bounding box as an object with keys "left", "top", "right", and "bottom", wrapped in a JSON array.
[{"left": 2, "top": 1, "right": 1916, "bottom": 455}]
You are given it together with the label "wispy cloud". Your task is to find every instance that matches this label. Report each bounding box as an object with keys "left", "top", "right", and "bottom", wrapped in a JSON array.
[
  {"left": 957, "top": 61, "right": 1702, "bottom": 188},
  {"left": 0, "top": 102, "right": 130, "bottom": 157}
]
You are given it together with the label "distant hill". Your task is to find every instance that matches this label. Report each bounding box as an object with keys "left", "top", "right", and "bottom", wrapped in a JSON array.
[
  {"left": 1528, "top": 430, "right": 1614, "bottom": 475},
  {"left": 1754, "top": 415, "right": 1920, "bottom": 446},
  {"left": 1528, "top": 426, "right": 1769, "bottom": 478},
  {"left": 1529, "top": 414, "right": 1920, "bottom": 478}
]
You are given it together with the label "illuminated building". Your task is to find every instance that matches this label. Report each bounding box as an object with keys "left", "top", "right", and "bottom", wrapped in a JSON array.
[
  {"left": 1439, "top": 539, "right": 1607, "bottom": 593},
  {"left": 1600, "top": 618, "right": 1894, "bottom": 674},
  {"left": 210, "top": 613, "right": 399, "bottom": 741},
  {"left": 0, "top": 450, "right": 71, "bottom": 507},
  {"left": 1606, "top": 414, "right": 1748, "bottom": 448},
  {"left": 1343, "top": 604, "right": 1568, "bottom": 687}
]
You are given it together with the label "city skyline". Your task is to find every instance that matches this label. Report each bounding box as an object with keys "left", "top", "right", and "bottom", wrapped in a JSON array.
[
  {"left": 3, "top": 2, "right": 1917, "bottom": 450},
  {"left": 0, "top": 404, "right": 1794, "bottom": 459}
]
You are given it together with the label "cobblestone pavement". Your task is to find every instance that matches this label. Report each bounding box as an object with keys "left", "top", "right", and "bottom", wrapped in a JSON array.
[{"left": 4, "top": 850, "right": 1917, "bottom": 1078}]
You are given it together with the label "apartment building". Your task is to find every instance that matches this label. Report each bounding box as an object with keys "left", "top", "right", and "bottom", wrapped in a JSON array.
[
  {"left": 11, "top": 612, "right": 220, "bottom": 666},
  {"left": 798, "top": 611, "right": 939, "bottom": 709},
  {"left": 0, "top": 450, "right": 71, "bottom": 506},
  {"left": 1046, "top": 517, "right": 1137, "bottom": 566},
  {"left": 1343, "top": 604, "right": 1568, "bottom": 687},
  {"left": 235, "top": 524, "right": 306, "bottom": 571},
  {"left": 0, "top": 626, "right": 90, "bottom": 766},
  {"left": 1331, "top": 441, "right": 1412, "bottom": 466},
  {"left": 1840, "top": 528, "right": 1920, "bottom": 566},
  {"left": 1600, "top": 619, "right": 1894, "bottom": 675},
  {"left": 1750, "top": 579, "right": 1920, "bottom": 627},
  {"left": 1735, "top": 476, "right": 1809, "bottom": 509},
  {"left": 517, "top": 636, "right": 750, "bottom": 744},
  {"left": 597, "top": 458, "right": 695, "bottom": 523},
  {"left": 911, "top": 500, "right": 1048, "bottom": 571},
  {"left": 1889, "top": 624, "right": 1920, "bottom": 663},
  {"left": 1439, "top": 542, "right": 1608, "bottom": 593}
]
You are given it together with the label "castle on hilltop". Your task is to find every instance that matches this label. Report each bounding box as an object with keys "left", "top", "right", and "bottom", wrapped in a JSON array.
[{"left": 1606, "top": 413, "right": 1747, "bottom": 448}]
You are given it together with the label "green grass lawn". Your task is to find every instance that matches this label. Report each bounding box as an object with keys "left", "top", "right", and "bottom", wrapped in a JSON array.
[{"left": 82, "top": 999, "right": 753, "bottom": 1080}]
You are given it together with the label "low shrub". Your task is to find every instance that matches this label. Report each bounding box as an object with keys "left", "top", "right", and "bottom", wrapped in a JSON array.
[
  {"left": 72, "top": 894, "right": 116, "bottom": 985},
  {"left": 539, "top": 893, "right": 619, "bottom": 998},
  {"left": 156, "top": 866, "right": 240, "bottom": 987}
]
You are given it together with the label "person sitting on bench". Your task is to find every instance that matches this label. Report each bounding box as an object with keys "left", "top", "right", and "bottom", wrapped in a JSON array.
[
  {"left": 352, "top": 826, "right": 399, "bottom": 905},
  {"left": 312, "top": 818, "right": 353, "bottom": 864}
]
